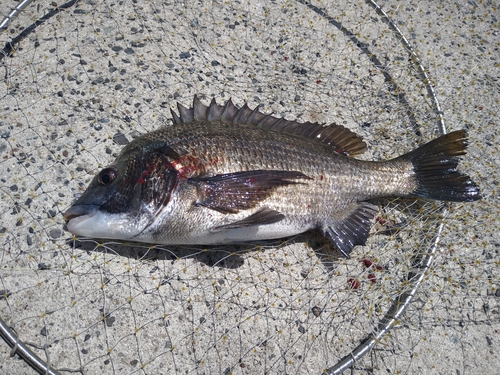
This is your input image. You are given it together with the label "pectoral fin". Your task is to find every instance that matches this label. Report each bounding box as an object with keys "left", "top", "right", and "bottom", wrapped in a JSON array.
[
  {"left": 189, "top": 170, "right": 311, "bottom": 213},
  {"left": 212, "top": 207, "right": 285, "bottom": 231},
  {"left": 322, "top": 202, "right": 378, "bottom": 258}
]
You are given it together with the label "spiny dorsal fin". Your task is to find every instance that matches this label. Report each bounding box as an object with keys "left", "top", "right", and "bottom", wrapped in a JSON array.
[{"left": 171, "top": 95, "right": 367, "bottom": 156}]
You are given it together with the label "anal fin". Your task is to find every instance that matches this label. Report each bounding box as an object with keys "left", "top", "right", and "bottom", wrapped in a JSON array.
[
  {"left": 322, "top": 202, "right": 378, "bottom": 258},
  {"left": 212, "top": 207, "right": 285, "bottom": 231}
]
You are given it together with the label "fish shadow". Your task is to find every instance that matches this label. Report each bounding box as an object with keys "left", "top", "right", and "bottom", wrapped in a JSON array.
[
  {"left": 66, "top": 236, "right": 274, "bottom": 270},
  {"left": 65, "top": 232, "right": 347, "bottom": 271}
]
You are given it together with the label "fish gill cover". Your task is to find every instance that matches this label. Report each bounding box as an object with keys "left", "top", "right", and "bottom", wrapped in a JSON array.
[{"left": 0, "top": 1, "right": 497, "bottom": 375}]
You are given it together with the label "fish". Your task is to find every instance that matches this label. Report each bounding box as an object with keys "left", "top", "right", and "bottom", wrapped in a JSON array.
[{"left": 64, "top": 95, "right": 481, "bottom": 257}]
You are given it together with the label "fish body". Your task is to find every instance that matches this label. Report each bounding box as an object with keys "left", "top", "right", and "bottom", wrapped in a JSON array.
[{"left": 64, "top": 96, "right": 481, "bottom": 257}]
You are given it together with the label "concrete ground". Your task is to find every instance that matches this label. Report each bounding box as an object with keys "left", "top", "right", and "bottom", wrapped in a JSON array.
[{"left": 0, "top": 1, "right": 498, "bottom": 374}]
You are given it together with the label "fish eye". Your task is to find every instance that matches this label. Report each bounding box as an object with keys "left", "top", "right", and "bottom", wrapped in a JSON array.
[{"left": 98, "top": 168, "right": 117, "bottom": 186}]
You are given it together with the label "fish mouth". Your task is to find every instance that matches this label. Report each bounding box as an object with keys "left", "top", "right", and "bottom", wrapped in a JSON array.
[{"left": 64, "top": 205, "right": 99, "bottom": 233}]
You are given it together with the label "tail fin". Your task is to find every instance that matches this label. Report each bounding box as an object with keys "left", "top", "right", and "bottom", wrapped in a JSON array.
[{"left": 396, "top": 130, "right": 481, "bottom": 202}]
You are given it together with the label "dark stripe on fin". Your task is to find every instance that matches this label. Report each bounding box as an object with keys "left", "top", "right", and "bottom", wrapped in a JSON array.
[
  {"left": 211, "top": 207, "right": 285, "bottom": 231},
  {"left": 172, "top": 95, "right": 367, "bottom": 156},
  {"left": 189, "top": 170, "right": 311, "bottom": 214},
  {"left": 397, "top": 130, "right": 481, "bottom": 202},
  {"left": 322, "top": 203, "right": 379, "bottom": 258}
]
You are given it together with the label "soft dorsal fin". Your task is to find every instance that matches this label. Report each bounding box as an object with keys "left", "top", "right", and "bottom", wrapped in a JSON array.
[{"left": 171, "top": 95, "right": 367, "bottom": 156}]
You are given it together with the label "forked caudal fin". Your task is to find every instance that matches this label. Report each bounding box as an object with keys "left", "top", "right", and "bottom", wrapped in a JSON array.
[{"left": 396, "top": 130, "right": 481, "bottom": 202}]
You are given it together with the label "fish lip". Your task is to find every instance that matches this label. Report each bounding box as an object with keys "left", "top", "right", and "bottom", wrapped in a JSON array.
[
  {"left": 64, "top": 205, "right": 99, "bottom": 221},
  {"left": 64, "top": 205, "right": 100, "bottom": 235}
]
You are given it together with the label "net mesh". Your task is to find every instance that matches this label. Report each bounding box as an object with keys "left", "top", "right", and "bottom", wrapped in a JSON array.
[{"left": 0, "top": 1, "right": 497, "bottom": 374}]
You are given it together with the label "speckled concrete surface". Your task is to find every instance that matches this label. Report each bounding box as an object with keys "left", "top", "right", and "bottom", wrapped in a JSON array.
[{"left": 0, "top": 1, "right": 498, "bottom": 374}]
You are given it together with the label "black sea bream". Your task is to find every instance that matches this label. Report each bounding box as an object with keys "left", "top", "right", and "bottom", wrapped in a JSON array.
[{"left": 64, "top": 96, "right": 481, "bottom": 257}]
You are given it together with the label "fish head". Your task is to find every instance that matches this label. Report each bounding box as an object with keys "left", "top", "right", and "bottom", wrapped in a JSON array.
[{"left": 64, "top": 140, "right": 179, "bottom": 240}]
